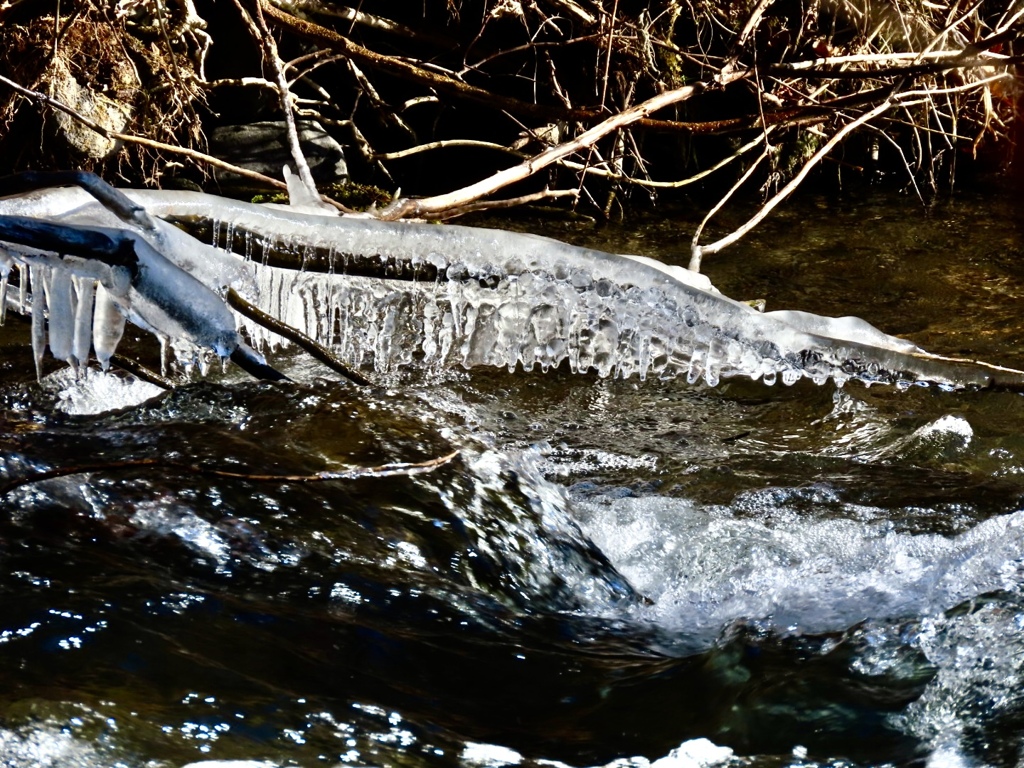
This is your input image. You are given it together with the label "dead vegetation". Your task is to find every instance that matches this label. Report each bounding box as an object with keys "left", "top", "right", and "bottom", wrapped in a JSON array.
[
  {"left": 0, "top": 1, "right": 208, "bottom": 183},
  {"left": 0, "top": 0, "right": 1020, "bottom": 260}
]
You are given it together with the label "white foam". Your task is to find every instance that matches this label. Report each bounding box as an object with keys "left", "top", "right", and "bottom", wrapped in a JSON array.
[
  {"left": 914, "top": 414, "right": 973, "bottom": 442},
  {"left": 462, "top": 742, "right": 524, "bottom": 767},
  {"left": 650, "top": 739, "right": 734, "bottom": 768},
  {"left": 472, "top": 738, "right": 734, "bottom": 768},
  {"left": 0, "top": 726, "right": 117, "bottom": 768},
  {"left": 43, "top": 367, "right": 164, "bottom": 415},
  {"left": 574, "top": 494, "right": 1024, "bottom": 646}
]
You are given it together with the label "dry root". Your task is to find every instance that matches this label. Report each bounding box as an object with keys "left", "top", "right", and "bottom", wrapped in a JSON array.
[{"left": 0, "top": 0, "right": 1020, "bottom": 257}]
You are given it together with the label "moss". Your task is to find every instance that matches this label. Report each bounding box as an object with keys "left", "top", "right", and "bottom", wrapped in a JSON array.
[
  {"left": 322, "top": 180, "right": 394, "bottom": 210},
  {"left": 252, "top": 181, "right": 393, "bottom": 210},
  {"left": 249, "top": 191, "right": 290, "bottom": 205}
]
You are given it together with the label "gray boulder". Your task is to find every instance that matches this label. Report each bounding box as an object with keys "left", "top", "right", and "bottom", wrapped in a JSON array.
[{"left": 209, "top": 120, "right": 348, "bottom": 189}]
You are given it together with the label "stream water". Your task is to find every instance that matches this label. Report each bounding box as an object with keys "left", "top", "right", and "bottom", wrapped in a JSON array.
[{"left": 2, "top": 186, "right": 1024, "bottom": 768}]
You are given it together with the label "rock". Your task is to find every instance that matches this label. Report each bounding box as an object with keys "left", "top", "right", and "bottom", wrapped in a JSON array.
[
  {"left": 209, "top": 120, "right": 348, "bottom": 188},
  {"left": 47, "top": 56, "right": 135, "bottom": 160}
]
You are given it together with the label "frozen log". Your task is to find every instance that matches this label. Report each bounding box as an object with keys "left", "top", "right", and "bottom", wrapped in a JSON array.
[
  {"left": 2, "top": 182, "right": 1024, "bottom": 391},
  {"left": 131, "top": 189, "right": 1024, "bottom": 391}
]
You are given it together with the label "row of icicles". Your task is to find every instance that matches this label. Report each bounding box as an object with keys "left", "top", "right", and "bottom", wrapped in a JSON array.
[{"left": 1, "top": 257, "right": 126, "bottom": 380}]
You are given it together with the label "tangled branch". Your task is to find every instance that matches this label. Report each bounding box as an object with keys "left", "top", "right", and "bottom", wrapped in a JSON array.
[{"left": 0, "top": 0, "right": 1019, "bottom": 259}]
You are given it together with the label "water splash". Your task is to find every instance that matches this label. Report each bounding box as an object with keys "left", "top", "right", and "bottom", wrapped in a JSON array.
[
  {"left": 893, "top": 600, "right": 1024, "bottom": 763},
  {"left": 573, "top": 493, "right": 1024, "bottom": 650}
]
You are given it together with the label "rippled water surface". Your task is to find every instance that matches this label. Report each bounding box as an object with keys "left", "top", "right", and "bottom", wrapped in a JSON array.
[{"left": 3, "top": 188, "right": 1024, "bottom": 768}]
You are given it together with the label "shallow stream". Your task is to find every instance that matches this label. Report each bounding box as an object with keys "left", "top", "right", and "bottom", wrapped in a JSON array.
[{"left": 2, "top": 187, "right": 1024, "bottom": 768}]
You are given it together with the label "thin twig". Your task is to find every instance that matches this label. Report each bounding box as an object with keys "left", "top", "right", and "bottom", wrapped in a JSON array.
[
  {"left": 226, "top": 288, "right": 372, "bottom": 385},
  {"left": 280, "top": 0, "right": 453, "bottom": 48},
  {"left": 863, "top": 124, "right": 924, "bottom": 203},
  {"left": 374, "top": 140, "right": 527, "bottom": 161},
  {"left": 599, "top": 0, "right": 620, "bottom": 110},
  {"left": 0, "top": 72, "right": 290, "bottom": 192},
  {"left": 692, "top": 99, "right": 896, "bottom": 267},
  {"left": 0, "top": 451, "right": 460, "bottom": 497},
  {"left": 688, "top": 147, "right": 771, "bottom": 271},
  {"left": 769, "top": 54, "right": 1021, "bottom": 80},
  {"left": 109, "top": 354, "right": 175, "bottom": 389},
  {"left": 774, "top": 49, "right": 1009, "bottom": 71}
]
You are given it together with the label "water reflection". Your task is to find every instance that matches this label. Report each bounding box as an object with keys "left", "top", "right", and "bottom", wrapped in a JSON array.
[{"left": 2, "top": 188, "right": 1024, "bottom": 767}]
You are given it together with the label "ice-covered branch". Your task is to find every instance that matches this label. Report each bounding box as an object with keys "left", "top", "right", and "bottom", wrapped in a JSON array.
[
  {"left": 0, "top": 173, "right": 283, "bottom": 382},
  {"left": 5, "top": 177, "right": 1024, "bottom": 394},
  {"left": 125, "top": 188, "right": 1024, "bottom": 391}
]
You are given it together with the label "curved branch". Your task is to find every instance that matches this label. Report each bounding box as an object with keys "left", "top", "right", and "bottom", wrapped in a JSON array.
[
  {"left": 691, "top": 100, "right": 895, "bottom": 267},
  {"left": 0, "top": 450, "right": 460, "bottom": 497}
]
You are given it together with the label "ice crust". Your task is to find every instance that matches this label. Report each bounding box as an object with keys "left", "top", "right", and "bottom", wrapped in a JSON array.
[
  {"left": 126, "top": 190, "right": 1005, "bottom": 389},
  {"left": 0, "top": 185, "right": 1017, "bottom": 390}
]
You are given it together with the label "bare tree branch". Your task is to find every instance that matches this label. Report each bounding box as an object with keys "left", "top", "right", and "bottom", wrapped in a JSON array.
[
  {"left": 226, "top": 288, "right": 372, "bottom": 386},
  {"left": 0, "top": 73, "right": 289, "bottom": 192},
  {"left": 377, "top": 72, "right": 753, "bottom": 220}
]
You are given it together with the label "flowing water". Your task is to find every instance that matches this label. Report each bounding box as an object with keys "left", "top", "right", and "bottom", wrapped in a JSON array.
[{"left": 2, "top": 187, "right": 1024, "bottom": 768}]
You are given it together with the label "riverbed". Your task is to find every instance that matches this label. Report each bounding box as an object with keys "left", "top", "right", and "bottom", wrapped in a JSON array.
[{"left": 2, "top": 185, "right": 1024, "bottom": 767}]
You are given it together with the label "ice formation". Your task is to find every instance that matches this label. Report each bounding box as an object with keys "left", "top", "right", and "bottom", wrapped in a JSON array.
[
  {"left": 137, "top": 189, "right": 1024, "bottom": 390},
  {"left": 0, "top": 178, "right": 270, "bottom": 380},
  {"left": 2, "top": 179, "right": 1023, "bottom": 390}
]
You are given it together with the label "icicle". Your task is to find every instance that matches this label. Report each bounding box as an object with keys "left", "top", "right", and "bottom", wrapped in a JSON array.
[
  {"left": 704, "top": 348, "right": 721, "bottom": 387},
  {"left": 18, "top": 263, "right": 28, "bottom": 313},
  {"left": 29, "top": 266, "right": 48, "bottom": 381},
  {"left": 73, "top": 276, "right": 96, "bottom": 373},
  {"left": 0, "top": 247, "right": 11, "bottom": 325},
  {"left": 92, "top": 282, "right": 126, "bottom": 371},
  {"left": 283, "top": 164, "right": 336, "bottom": 216},
  {"left": 159, "top": 334, "right": 170, "bottom": 378},
  {"left": 47, "top": 267, "right": 76, "bottom": 366},
  {"left": 686, "top": 345, "right": 705, "bottom": 385}
]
